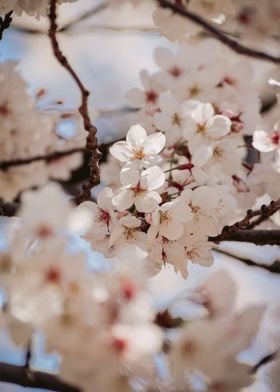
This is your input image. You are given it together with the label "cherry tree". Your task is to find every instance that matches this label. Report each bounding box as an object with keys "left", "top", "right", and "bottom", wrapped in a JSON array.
[{"left": 0, "top": 0, "right": 280, "bottom": 391}]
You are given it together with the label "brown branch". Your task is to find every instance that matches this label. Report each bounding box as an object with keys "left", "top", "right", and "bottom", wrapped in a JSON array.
[
  {"left": 214, "top": 248, "right": 280, "bottom": 274},
  {"left": 0, "top": 11, "right": 13, "bottom": 40},
  {"left": 48, "top": 0, "right": 102, "bottom": 204},
  {"left": 59, "top": 2, "right": 109, "bottom": 32},
  {"left": 210, "top": 230, "right": 280, "bottom": 246},
  {"left": 0, "top": 148, "right": 83, "bottom": 170},
  {"left": 0, "top": 361, "right": 79, "bottom": 392},
  {"left": 251, "top": 352, "right": 278, "bottom": 374},
  {"left": 0, "top": 201, "right": 19, "bottom": 217},
  {"left": 157, "top": 0, "right": 280, "bottom": 64},
  {"left": 210, "top": 199, "right": 280, "bottom": 243}
]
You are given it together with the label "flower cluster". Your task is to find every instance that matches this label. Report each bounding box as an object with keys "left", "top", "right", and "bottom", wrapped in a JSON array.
[
  {"left": 168, "top": 270, "right": 265, "bottom": 392},
  {"left": 82, "top": 122, "right": 238, "bottom": 278},
  {"left": 0, "top": 62, "right": 86, "bottom": 201},
  {"left": 0, "top": 184, "right": 265, "bottom": 392},
  {"left": 115, "top": 0, "right": 280, "bottom": 44},
  {"left": 0, "top": 184, "right": 163, "bottom": 391}
]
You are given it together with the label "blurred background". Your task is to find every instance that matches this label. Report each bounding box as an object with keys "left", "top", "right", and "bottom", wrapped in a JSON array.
[{"left": 1, "top": 1, "right": 280, "bottom": 391}]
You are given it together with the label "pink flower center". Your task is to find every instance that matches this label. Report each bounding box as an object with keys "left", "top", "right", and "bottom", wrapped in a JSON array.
[
  {"left": 36, "top": 225, "right": 54, "bottom": 239},
  {"left": 169, "top": 66, "right": 182, "bottom": 78},
  {"left": 145, "top": 90, "right": 158, "bottom": 104},
  {"left": 98, "top": 209, "right": 110, "bottom": 224},
  {"left": 45, "top": 267, "right": 61, "bottom": 284},
  {"left": 112, "top": 337, "right": 127, "bottom": 353},
  {"left": 271, "top": 132, "right": 280, "bottom": 145},
  {"left": 121, "top": 278, "right": 137, "bottom": 301}
]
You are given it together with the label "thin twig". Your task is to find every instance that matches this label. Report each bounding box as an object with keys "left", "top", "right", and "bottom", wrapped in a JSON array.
[
  {"left": 59, "top": 2, "right": 109, "bottom": 32},
  {"left": 214, "top": 248, "right": 280, "bottom": 274},
  {"left": 0, "top": 148, "right": 83, "bottom": 170},
  {"left": 0, "top": 361, "right": 79, "bottom": 392},
  {"left": 0, "top": 11, "right": 13, "bottom": 40},
  {"left": 48, "top": 0, "right": 102, "bottom": 204},
  {"left": 251, "top": 352, "right": 278, "bottom": 374},
  {"left": 157, "top": 0, "right": 280, "bottom": 64}
]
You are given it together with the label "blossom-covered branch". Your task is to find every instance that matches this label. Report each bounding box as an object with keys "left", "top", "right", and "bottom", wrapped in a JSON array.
[
  {"left": 156, "top": 0, "right": 280, "bottom": 64},
  {"left": 210, "top": 199, "right": 280, "bottom": 243},
  {"left": 48, "top": 0, "right": 102, "bottom": 204},
  {"left": 0, "top": 11, "right": 12, "bottom": 40}
]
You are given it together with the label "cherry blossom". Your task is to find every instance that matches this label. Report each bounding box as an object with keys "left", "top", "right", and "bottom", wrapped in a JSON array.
[
  {"left": 183, "top": 103, "right": 232, "bottom": 147},
  {"left": 253, "top": 129, "right": 280, "bottom": 155},
  {"left": 112, "top": 166, "right": 165, "bottom": 213},
  {"left": 110, "top": 124, "right": 166, "bottom": 168},
  {"left": 0, "top": 1, "right": 279, "bottom": 391},
  {"left": 77, "top": 187, "right": 116, "bottom": 241},
  {"left": 147, "top": 201, "right": 186, "bottom": 241}
]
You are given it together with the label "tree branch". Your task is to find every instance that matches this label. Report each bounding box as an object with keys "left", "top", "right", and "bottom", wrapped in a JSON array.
[
  {"left": 0, "top": 11, "right": 13, "bottom": 40},
  {"left": 0, "top": 362, "right": 79, "bottom": 392},
  {"left": 210, "top": 230, "right": 280, "bottom": 246},
  {"left": 214, "top": 248, "right": 280, "bottom": 274},
  {"left": 0, "top": 148, "right": 83, "bottom": 170},
  {"left": 210, "top": 199, "right": 280, "bottom": 243},
  {"left": 59, "top": 2, "right": 109, "bottom": 32},
  {"left": 48, "top": 0, "right": 102, "bottom": 204},
  {"left": 0, "top": 201, "right": 19, "bottom": 217},
  {"left": 157, "top": 0, "right": 280, "bottom": 64}
]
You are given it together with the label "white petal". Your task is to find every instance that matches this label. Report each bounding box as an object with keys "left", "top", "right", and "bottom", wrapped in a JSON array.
[
  {"left": 253, "top": 130, "right": 276, "bottom": 152},
  {"left": 158, "top": 91, "right": 177, "bottom": 114},
  {"left": 110, "top": 225, "right": 124, "bottom": 247},
  {"left": 192, "top": 145, "right": 212, "bottom": 167},
  {"left": 110, "top": 141, "right": 134, "bottom": 162},
  {"left": 207, "top": 115, "right": 231, "bottom": 139},
  {"left": 142, "top": 132, "right": 166, "bottom": 155},
  {"left": 182, "top": 116, "right": 197, "bottom": 139},
  {"left": 126, "top": 125, "right": 147, "bottom": 147},
  {"left": 160, "top": 221, "right": 184, "bottom": 241},
  {"left": 120, "top": 215, "right": 141, "bottom": 228},
  {"left": 135, "top": 191, "right": 161, "bottom": 213},
  {"left": 97, "top": 187, "right": 113, "bottom": 210},
  {"left": 192, "top": 103, "right": 214, "bottom": 124},
  {"left": 112, "top": 188, "right": 134, "bottom": 211},
  {"left": 120, "top": 167, "right": 139, "bottom": 187},
  {"left": 140, "top": 166, "right": 165, "bottom": 190},
  {"left": 154, "top": 47, "right": 174, "bottom": 69},
  {"left": 192, "top": 186, "right": 218, "bottom": 209},
  {"left": 126, "top": 88, "right": 146, "bottom": 107}
]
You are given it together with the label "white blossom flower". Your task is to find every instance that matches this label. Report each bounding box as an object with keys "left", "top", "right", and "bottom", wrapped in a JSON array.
[
  {"left": 253, "top": 129, "right": 280, "bottom": 154},
  {"left": 148, "top": 235, "right": 188, "bottom": 277},
  {"left": 147, "top": 201, "right": 185, "bottom": 241},
  {"left": 154, "top": 92, "right": 198, "bottom": 147},
  {"left": 110, "top": 124, "right": 166, "bottom": 168},
  {"left": 109, "top": 215, "right": 147, "bottom": 252},
  {"left": 112, "top": 166, "right": 165, "bottom": 213},
  {"left": 18, "top": 183, "right": 90, "bottom": 241},
  {"left": 183, "top": 103, "right": 232, "bottom": 147},
  {"left": 173, "top": 186, "right": 220, "bottom": 235},
  {"left": 126, "top": 70, "right": 163, "bottom": 109},
  {"left": 77, "top": 187, "right": 116, "bottom": 241}
]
